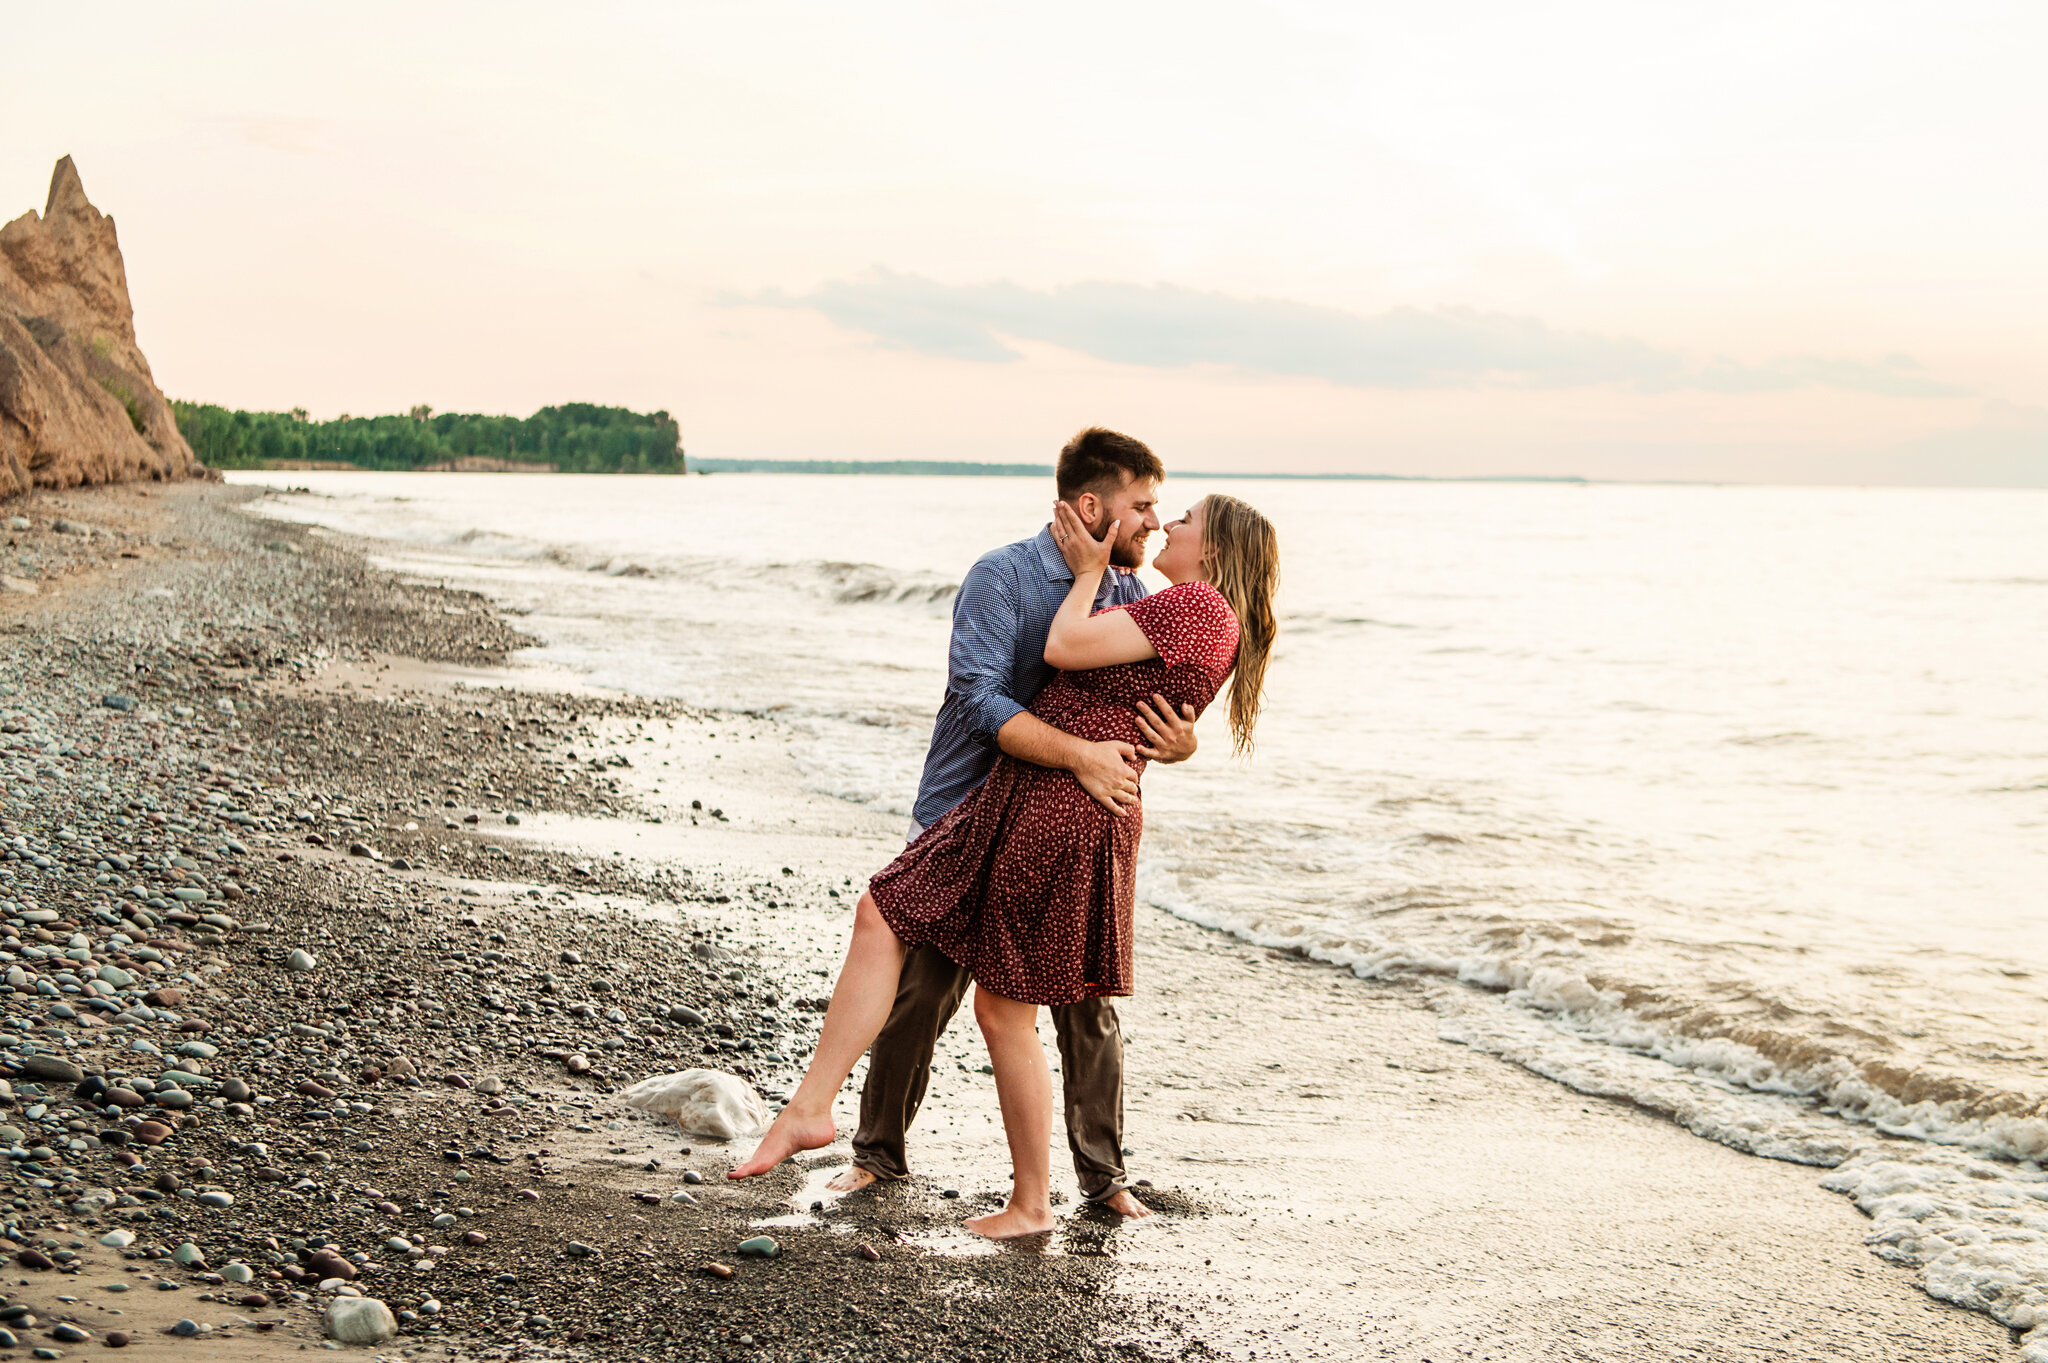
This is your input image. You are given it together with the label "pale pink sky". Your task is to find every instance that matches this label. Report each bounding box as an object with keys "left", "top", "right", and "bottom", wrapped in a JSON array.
[{"left": 6, "top": 1, "right": 2045, "bottom": 483}]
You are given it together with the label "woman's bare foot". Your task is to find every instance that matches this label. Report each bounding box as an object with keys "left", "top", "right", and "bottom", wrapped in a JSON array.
[
  {"left": 727, "top": 1107, "right": 837, "bottom": 1180},
  {"left": 963, "top": 1204, "right": 1057, "bottom": 1239},
  {"left": 1099, "top": 1189, "right": 1154, "bottom": 1220},
  {"left": 824, "top": 1166, "right": 877, "bottom": 1194}
]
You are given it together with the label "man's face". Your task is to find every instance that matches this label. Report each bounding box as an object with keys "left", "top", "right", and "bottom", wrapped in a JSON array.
[{"left": 1078, "top": 474, "right": 1161, "bottom": 569}]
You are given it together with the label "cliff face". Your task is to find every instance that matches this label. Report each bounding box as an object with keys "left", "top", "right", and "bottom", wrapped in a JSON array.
[{"left": 0, "top": 157, "right": 208, "bottom": 499}]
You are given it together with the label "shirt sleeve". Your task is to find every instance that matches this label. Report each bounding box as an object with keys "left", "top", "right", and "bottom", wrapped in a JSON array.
[
  {"left": 1122, "top": 581, "right": 1239, "bottom": 670},
  {"left": 948, "top": 556, "right": 1028, "bottom": 750}
]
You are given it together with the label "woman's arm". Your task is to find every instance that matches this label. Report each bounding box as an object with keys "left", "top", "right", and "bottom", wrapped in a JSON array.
[{"left": 1044, "top": 502, "right": 1159, "bottom": 672}]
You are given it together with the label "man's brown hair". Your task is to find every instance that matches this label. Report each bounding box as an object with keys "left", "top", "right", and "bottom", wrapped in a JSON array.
[{"left": 1055, "top": 427, "right": 1164, "bottom": 501}]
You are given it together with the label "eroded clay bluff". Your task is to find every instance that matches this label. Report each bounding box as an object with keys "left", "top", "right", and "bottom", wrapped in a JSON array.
[{"left": 0, "top": 156, "right": 210, "bottom": 499}]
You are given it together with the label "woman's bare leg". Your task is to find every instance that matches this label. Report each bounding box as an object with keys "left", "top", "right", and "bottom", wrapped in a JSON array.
[
  {"left": 962, "top": 987, "right": 1057, "bottom": 1238},
  {"left": 729, "top": 893, "right": 908, "bottom": 1178}
]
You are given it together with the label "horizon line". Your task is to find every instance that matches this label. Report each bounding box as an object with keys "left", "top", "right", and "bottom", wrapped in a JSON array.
[{"left": 688, "top": 457, "right": 1594, "bottom": 484}]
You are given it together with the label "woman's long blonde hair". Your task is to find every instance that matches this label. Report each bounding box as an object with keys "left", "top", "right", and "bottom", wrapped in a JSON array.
[{"left": 1198, "top": 494, "right": 1279, "bottom": 756}]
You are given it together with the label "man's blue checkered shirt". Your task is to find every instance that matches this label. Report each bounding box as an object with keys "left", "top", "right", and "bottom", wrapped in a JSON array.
[{"left": 910, "top": 526, "right": 1149, "bottom": 830}]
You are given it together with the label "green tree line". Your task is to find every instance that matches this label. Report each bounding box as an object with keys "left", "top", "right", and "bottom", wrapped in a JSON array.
[{"left": 171, "top": 401, "right": 684, "bottom": 473}]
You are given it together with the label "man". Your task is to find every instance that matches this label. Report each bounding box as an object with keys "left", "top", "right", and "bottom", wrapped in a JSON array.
[{"left": 825, "top": 427, "right": 1198, "bottom": 1219}]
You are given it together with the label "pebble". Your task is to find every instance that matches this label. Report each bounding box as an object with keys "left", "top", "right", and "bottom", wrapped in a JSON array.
[
  {"left": 197, "top": 1190, "right": 233, "bottom": 1207},
  {"left": 99, "top": 1231, "right": 135, "bottom": 1248},
  {"left": 170, "top": 1319, "right": 199, "bottom": 1337},
  {"left": 104, "top": 1332, "right": 130, "bottom": 1348},
  {"left": 15, "top": 1055, "right": 82, "bottom": 1084},
  {"left": 50, "top": 1324, "right": 89, "bottom": 1343},
  {"left": 307, "top": 1252, "right": 356, "bottom": 1281},
  {"left": 737, "top": 1235, "right": 779, "bottom": 1258},
  {"left": 704, "top": 1262, "right": 734, "bottom": 1279},
  {"left": 682, "top": 1169, "right": 703, "bottom": 1185},
  {"left": 857, "top": 1242, "right": 881, "bottom": 1262},
  {"left": 221, "top": 1262, "right": 253, "bottom": 1283},
  {"left": 171, "top": 1242, "right": 204, "bottom": 1266},
  {"left": 285, "top": 948, "right": 317, "bottom": 972}
]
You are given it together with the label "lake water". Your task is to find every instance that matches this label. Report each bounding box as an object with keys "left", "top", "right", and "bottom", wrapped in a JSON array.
[{"left": 230, "top": 469, "right": 2048, "bottom": 1338}]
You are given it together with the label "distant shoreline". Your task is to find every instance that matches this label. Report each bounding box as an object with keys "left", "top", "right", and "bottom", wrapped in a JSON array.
[{"left": 688, "top": 457, "right": 1589, "bottom": 482}]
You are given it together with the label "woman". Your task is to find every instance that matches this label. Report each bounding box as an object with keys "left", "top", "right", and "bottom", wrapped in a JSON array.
[{"left": 730, "top": 493, "right": 1280, "bottom": 1238}]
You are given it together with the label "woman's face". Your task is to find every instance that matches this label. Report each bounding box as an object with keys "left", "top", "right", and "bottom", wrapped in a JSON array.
[{"left": 1150, "top": 500, "right": 1208, "bottom": 583}]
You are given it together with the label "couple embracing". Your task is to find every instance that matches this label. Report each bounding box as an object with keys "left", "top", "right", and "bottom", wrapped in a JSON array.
[{"left": 731, "top": 427, "right": 1280, "bottom": 1238}]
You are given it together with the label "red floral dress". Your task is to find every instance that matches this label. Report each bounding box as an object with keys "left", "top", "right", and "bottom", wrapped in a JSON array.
[{"left": 870, "top": 581, "right": 1241, "bottom": 1005}]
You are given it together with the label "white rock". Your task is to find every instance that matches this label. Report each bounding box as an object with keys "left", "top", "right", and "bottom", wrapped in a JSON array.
[
  {"left": 286, "top": 949, "right": 317, "bottom": 972},
  {"left": 619, "top": 1068, "right": 769, "bottom": 1140},
  {"left": 99, "top": 1229, "right": 135, "bottom": 1248},
  {"left": 324, "top": 1296, "right": 397, "bottom": 1344}
]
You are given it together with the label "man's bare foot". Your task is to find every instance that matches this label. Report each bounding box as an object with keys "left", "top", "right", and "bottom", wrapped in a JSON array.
[
  {"left": 963, "top": 1204, "right": 1057, "bottom": 1239},
  {"left": 1100, "top": 1189, "right": 1154, "bottom": 1220},
  {"left": 824, "top": 1166, "right": 877, "bottom": 1194},
  {"left": 727, "top": 1108, "right": 836, "bottom": 1179}
]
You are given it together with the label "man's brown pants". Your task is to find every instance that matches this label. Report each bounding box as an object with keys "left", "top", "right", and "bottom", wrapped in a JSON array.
[{"left": 851, "top": 944, "right": 1128, "bottom": 1202}]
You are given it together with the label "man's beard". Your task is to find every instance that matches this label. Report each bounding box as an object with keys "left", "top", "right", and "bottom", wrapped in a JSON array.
[{"left": 1089, "top": 512, "right": 1147, "bottom": 568}]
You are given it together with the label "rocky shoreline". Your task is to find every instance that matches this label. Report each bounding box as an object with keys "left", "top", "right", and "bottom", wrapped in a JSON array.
[{"left": 0, "top": 481, "right": 1194, "bottom": 1363}]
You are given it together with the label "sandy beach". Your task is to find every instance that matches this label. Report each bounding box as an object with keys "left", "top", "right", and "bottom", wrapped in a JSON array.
[{"left": 0, "top": 478, "right": 2014, "bottom": 1363}]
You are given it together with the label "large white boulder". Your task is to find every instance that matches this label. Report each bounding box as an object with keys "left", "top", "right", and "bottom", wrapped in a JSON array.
[
  {"left": 619, "top": 1068, "right": 769, "bottom": 1140},
  {"left": 324, "top": 1296, "right": 398, "bottom": 1345}
]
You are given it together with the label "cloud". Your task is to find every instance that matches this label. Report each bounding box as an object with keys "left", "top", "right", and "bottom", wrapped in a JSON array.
[
  {"left": 737, "top": 270, "right": 1967, "bottom": 398},
  {"left": 1844, "top": 400, "right": 2048, "bottom": 486}
]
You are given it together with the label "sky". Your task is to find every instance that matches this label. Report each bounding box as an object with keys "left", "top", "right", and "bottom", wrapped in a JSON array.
[{"left": 5, "top": 1, "right": 2045, "bottom": 484}]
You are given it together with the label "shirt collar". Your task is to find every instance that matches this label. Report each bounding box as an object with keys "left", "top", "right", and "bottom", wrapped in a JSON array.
[{"left": 1032, "top": 525, "right": 1072, "bottom": 583}]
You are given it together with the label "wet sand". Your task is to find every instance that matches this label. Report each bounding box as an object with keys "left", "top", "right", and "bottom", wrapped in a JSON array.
[{"left": 0, "top": 479, "right": 2014, "bottom": 1361}]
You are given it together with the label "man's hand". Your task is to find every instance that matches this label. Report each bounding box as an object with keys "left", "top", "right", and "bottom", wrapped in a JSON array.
[
  {"left": 1134, "top": 693, "right": 1199, "bottom": 763},
  {"left": 997, "top": 712, "right": 1140, "bottom": 816},
  {"left": 1070, "top": 738, "right": 1141, "bottom": 815}
]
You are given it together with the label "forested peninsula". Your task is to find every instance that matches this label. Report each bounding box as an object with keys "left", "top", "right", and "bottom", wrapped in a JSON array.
[{"left": 171, "top": 401, "right": 684, "bottom": 473}]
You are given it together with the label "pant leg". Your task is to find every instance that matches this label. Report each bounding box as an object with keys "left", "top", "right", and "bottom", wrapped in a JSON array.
[
  {"left": 1050, "top": 995, "right": 1128, "bottom": 1203},
  {"left": 850, "top": 945, "right": 973, "bottom": 1181}
]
